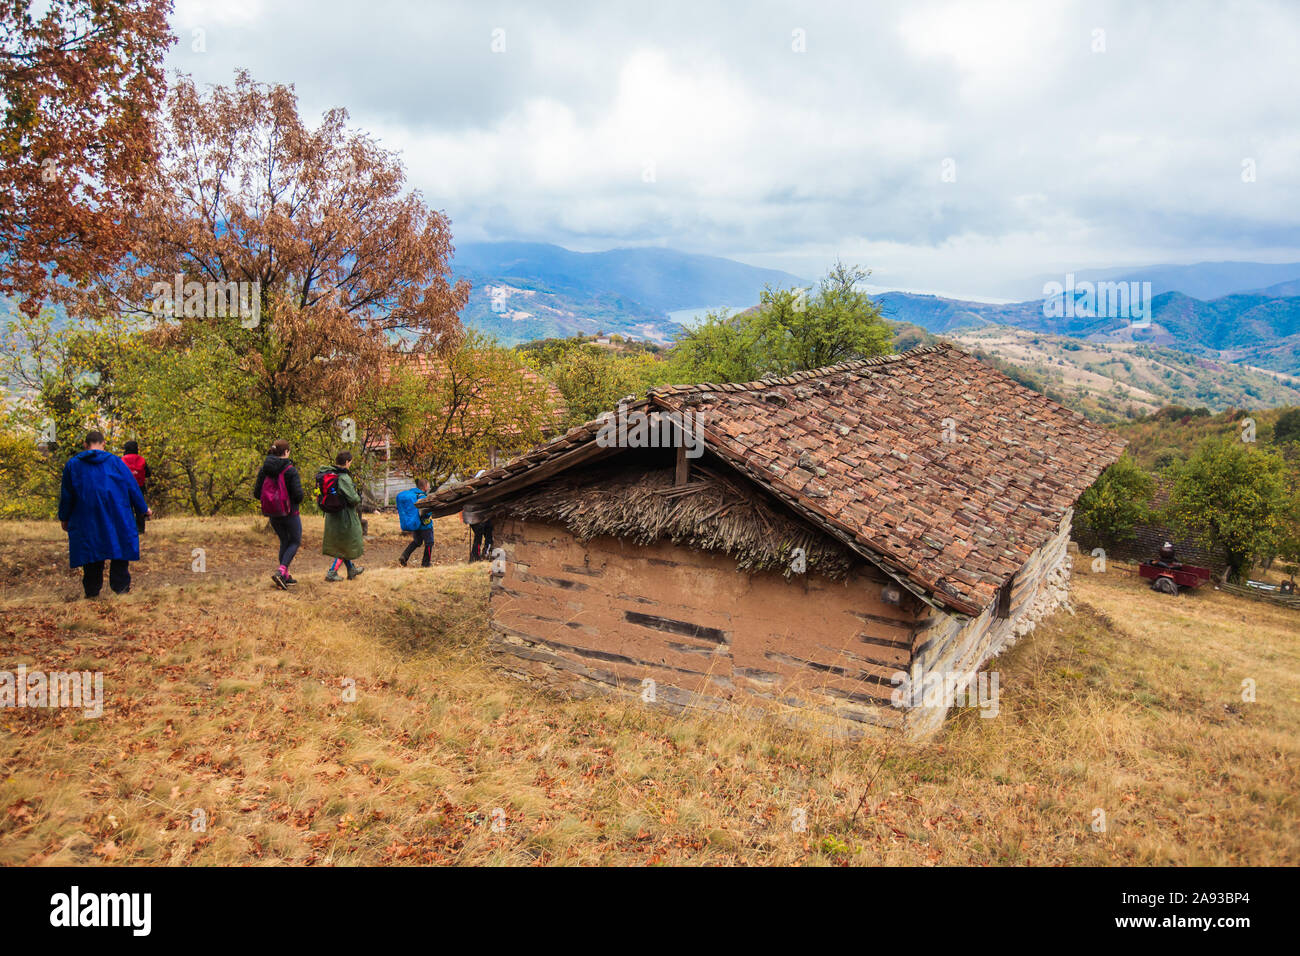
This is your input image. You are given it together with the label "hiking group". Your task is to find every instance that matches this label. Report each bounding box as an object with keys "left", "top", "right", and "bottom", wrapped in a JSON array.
[
  {"left": 59, "top": 431, "right": 491, "bottom": 598},
  {"left": 253, "top": 444, "right": 372, "bottom": 587}
]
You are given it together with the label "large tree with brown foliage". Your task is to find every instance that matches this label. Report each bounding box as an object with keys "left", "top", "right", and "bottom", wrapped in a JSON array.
[
  {"left": 87, "top": 70, "right": 470, "bottom": 423},
  {"left": 0, "top": 0, "right": 172, "bottom": 310}
]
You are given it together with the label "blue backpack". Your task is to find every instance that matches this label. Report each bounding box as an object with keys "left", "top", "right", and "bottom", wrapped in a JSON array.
[{"left": 396, "top": 487, "right": 424, "bottom": 532}]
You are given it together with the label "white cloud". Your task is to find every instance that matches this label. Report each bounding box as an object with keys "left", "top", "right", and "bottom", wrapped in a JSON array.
[
  {"left": 172, "top": 0, "right": 265, "bottom": 27},
  {"left": 164, "top": 0, "right": 1300, "bottom": 297}
]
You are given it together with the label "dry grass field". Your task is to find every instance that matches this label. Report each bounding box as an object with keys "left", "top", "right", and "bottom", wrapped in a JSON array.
[{"left": 1, "top": 514, "right": 1296, "bottom": 865}]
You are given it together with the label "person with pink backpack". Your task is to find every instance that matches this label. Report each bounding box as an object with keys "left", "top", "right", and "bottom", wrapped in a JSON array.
[{"left": 253, "top": 439, "right": 304, "bottom": 590}]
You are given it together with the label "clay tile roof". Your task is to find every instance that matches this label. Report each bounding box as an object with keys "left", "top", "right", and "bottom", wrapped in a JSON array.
[{"left": 421, "top": 344, "right": 1125, "bottom": 615}]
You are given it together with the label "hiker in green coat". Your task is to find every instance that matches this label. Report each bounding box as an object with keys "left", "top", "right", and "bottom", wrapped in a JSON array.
[{"left": 317, "top": 451, "right": 365, "bottom": 582}]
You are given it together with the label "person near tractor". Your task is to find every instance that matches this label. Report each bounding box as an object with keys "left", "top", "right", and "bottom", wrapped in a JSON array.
[{"left": 1152, "top": 541, "right": 1182, "bottom": 570}]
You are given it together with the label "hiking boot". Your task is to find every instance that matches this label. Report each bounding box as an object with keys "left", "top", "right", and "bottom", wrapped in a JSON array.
[
  {"left": 272, "top": 572, "right": 289, "bottom": 591},
  {"left": 325, "top": 569, "right": 343, "bottom": 582},
  {"left": 398, "top": 557, "right": 408, "bottom": 568},
  {"left": 346, "top": 565, "right": 365, "bottom": 580},
  {"left": 284, "top": 574, "right": 298, "bottom": 586}
]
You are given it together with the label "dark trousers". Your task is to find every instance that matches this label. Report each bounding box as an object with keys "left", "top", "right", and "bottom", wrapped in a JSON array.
[
  {"left": 83, "top": 559, "right": 130, "bottom": 598},
  {"left": 269, "top": 513, "right": 302, "bottom": 569},
  {"left": 401, "top": 528, "right": 434, "bottom": 566},
  {"left": 470, "top": 521, "right": 493, "bottom": 562},
  {"left": 134, "top": 510, "right": 146, "bottom": 534}
]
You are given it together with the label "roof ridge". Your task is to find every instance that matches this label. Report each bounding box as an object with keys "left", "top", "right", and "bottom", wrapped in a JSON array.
[{"left": 648, "top": 343, "right": 956, "bottom": 397}]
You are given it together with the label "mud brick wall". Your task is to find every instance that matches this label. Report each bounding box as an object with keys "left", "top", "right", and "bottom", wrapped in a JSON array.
[
  {"left": 488, "top": 517, "right": 929, "bottom": 731},
  {"left": 489, "top": 514, "right": 1074, "bottom": 739},
  {"left": 905, "top": 512, "right": 1074, "bottom": 738}
]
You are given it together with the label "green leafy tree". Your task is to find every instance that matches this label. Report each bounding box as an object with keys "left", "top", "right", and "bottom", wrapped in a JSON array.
[
  {"left": 0, "top": 309, "right": 138, "bottom": 513},
  {"left": 1150, "top": 446, "right": 1184, "bottom": 472},
  {"left": 119, "top": 324, "right": 270, "bottom": 515},
  {"left": 751, "top": 261, "right": 893, "bottom": 374},
  {"left": 519, "top": 339, "right": 672, "bottom": 425},
  {"left": 1276, "top": 507, "right": 1300, "bottom": 586},
  {"left": 1273, "top": 407, "right": 1300, "bottom": 446},
  {"left": 0, "top": 410, "right": 56, "bottom": 518},
  {"left": 547, "top": 348, "right": 669, "bottom": 424},
  {"left": 515, "top": 336, "right": 588, "bottom": 370},
  {"left": 1074, "top": 453, "right": 1155, "bottom": 550},
  {"left": 1165, "top": 438, "right": 1292, "bottom": 581},
  {"left": 0, "top": 308, "right": 300, "bottom": 517},
  {"left": 667, "top": 262, "right": 892, "bottom": 384},
  {"left": 665, "top": 310, "right": 767, "bottom": 385}
]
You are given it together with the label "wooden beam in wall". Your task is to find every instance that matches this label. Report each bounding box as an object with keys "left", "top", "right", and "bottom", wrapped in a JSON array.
[{"left": 674, "top": 444, "right": 689, "bottom": 486}]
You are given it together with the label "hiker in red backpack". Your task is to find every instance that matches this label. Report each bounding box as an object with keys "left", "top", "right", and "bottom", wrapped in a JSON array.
[
  {"left": 253, "top": 439, "right": 304, "bottom": 590},
  {"left": 120, "top": 441, "right": 150, "bottom": 534}
]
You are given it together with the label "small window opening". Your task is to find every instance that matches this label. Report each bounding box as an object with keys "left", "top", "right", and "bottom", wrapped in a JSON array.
[{"left": 996, "top": 574, "right": 1015, "bottom": 619}]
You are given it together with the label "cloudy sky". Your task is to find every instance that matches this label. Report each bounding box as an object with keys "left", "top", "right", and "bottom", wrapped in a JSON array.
[{"left": 166, "top": 0, "right": 1300, "bottom": 299}]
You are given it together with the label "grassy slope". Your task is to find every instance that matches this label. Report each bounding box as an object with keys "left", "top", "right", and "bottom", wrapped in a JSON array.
[
  {"left": 1110, "top": 406, "right": 1295, "bottom": 469},
  {"left": 950, "top": 327, "right": 1300, "bottom": 422},
  {"left": 1, "top": 514, "right": 1296, "bottom": 865}
]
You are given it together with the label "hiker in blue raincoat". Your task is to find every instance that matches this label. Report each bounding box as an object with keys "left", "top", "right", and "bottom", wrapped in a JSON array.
[
  {"left": 58, "top": 430, "right": 151, "bottom": 598},
  {"left": 396, "top": 478, "right": 434, "bottom": 567}
]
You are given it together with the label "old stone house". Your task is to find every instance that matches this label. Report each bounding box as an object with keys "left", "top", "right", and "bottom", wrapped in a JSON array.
[{"left": 421, "top": 344, "right": 1125, "bottom": 738}]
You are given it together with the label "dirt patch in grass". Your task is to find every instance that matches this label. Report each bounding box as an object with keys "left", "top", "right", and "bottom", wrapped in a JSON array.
[{"left": 0, "top": 513, "right": 476, "bottom": 600}]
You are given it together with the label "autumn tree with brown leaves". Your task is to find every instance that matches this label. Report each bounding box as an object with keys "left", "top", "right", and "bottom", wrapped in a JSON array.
[
  {"left": 89, "top": 70, "right": 470, "bottom": 427},
  {"left": 0, "top": 0, "right": 172, "bottom": 311}
]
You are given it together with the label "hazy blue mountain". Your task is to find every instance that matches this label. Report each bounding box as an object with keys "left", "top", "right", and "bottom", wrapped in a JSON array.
[
  {"left": 873, "top": 291, "right": 1122, "bottom": 338},
  {"left": 454, "top": 241, "right": 807, "bottom": 344},
  {"left": 1016, "top": 261, "right": 1300, "bottom": 301},
  {"left": 453, "top": 242, "right": 1300, "bottom": 366},
  {"left": 1247, "top": 278, "right": 1300, "bottom": 297},
  {"left": 454, "top": 242, "right": 807, "bottom": 313},
  {"left": 875, "top": 292, "right": 1032, "bottom": 334}
]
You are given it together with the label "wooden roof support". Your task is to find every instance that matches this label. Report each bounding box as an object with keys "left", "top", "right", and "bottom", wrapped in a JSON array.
[{"left": 422, "top": 438, "right": 621, "bottom": 517}]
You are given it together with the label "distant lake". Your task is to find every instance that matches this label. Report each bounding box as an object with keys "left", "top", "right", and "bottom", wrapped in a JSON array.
[{"left": 666, "top": 304, "right": 747, "bottom": 325}]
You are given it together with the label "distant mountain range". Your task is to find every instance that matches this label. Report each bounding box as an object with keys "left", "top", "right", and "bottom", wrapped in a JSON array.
[
  {"left": 877, "top": 283, "right": 1300, "bottom": 376},
  {"left": 1014, "top": 260, "right": 1300, "bottom": 301},
  {"left": 453, "top": 241, "right": 806, "bottom": 344},
  {"left": 454, "top": 247, "right": 1300, "bottom": 375},
  {"left": 18, "top": 243, "right": 1297, "bottom": 383}
]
